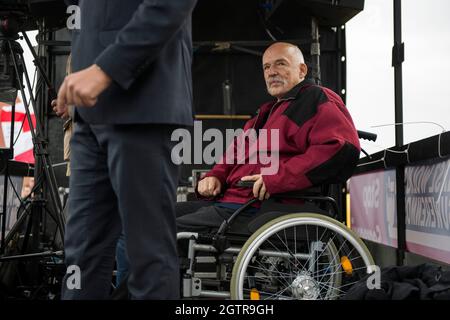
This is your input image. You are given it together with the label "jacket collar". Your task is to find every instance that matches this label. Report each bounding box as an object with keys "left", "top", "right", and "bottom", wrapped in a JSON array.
[
  {"left": 257, "top": 78, "right": 317, "bottom": 115},
  {"left": 281, "top": 78, "right": 317, "bottom": 100}
]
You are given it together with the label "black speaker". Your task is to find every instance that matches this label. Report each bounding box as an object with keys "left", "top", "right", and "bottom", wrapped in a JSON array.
[{"left": 268, "top": 0, "right": 365, "bottom": 27}]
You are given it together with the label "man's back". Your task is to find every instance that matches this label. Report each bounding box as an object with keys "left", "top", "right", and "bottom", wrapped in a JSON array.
[{"left": 68, "top": 0, "right": 195, "bottom": 125}]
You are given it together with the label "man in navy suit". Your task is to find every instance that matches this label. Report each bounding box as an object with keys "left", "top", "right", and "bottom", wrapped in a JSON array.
[{"left": 56, "top": 0, "right": 197, "bottom": 299}]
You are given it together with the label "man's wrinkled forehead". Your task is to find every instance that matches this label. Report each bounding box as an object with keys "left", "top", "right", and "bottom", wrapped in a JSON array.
[
  {"left": 262, "top": 56, "right": 290, "bottom": 68},
  {"left": 263, "top": 45, "right": 299, "bottom": 65}
]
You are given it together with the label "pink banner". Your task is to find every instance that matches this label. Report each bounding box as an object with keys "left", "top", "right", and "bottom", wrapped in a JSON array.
[
  {"left": 405, "top": 158, "right": 450, "bottom": 264},
  {"left": 349, "top": 169, "right": 397, "bottom": 248}
]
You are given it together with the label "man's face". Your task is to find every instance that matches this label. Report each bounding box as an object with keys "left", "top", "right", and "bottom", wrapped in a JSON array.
[{"left": 262, "top": 45, "right": 305, "bottom": 99}]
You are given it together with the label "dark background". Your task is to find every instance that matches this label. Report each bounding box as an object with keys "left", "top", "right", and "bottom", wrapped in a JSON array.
[{"left": 40, "top": 0, "right": 355, "bottom": 187}]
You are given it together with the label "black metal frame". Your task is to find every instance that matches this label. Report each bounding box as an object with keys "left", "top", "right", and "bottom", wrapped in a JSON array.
[
  {"left": 393, "top": 0, "right": 406, "bottom": 266},
  {"left": 0, "top": 29, "right": 64, "bottom": 262}
]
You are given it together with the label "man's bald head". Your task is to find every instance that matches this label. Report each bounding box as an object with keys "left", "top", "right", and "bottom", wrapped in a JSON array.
[
  {"left": 264, "top": 42, "right": 305, "bottom": 64},
  {"left": 262, "top": 42, "right": 308, "bottom": 100}
]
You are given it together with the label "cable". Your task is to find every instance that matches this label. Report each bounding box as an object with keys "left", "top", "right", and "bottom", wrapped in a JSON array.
[
  {"left": 371, "top": 121, "right": 446, "bottom": 133},
  {"left": 357, "top": 121, "right": 448, "bottom": 169},
  {"left": 356, "top": 158, "right": 384, "bottom": 168}
]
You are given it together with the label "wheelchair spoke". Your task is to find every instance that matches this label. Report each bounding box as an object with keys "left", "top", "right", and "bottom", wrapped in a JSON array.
[
  {"left": 312, "top": 263, "right": 367, "bottom": 284},
  {"left": 316, "top": 282, "right": 347, "bottom": 298},
  {"left": 283, "top": 228, "right": 293, "bottom": 277},
  {"left": 316, "top": 245, "right": 356, "bottom": 285},
  {"left": 230, "top": 213, "right": 374, "bottom": 300},
  {"left": 316, "top": 274, "right": 365, "bottom": 296},
  {"left": 250, "top": 258, "right": 293, "bottom": 289},
  {"left": 265, "top": 238, "right": 307, "bottom": 273},
  {"left": 314, "top": 239, "right": 350, "bottom": 283},
  {"left": 316, "top": 273, "right": 365, "bottom": 300},
  {"left": 273, "top": 232, "right": 304, "bottom": 272},
  {"left": 263, "top": 285, "right": 293, "bottom": 300},
  {"left": 245, "top": 264, "right": 293, "bottom": 277},
  {"left": 305, "top": 224, "right": 309, "bottom": 253},
  {"left": 283, "top": 228, "right": 288, "bottom": 252},
  {"left": 301, "top": 226, "right": 330, "bottom": 274},
  {"left": 316, "top": 270, "right": 369, "bottom": 297},
  {"left": 294, "top": 225, "right": 297, "bottom": 261},
  {"left": 315, "top": 226, "right": 319, "bottom": 277},
  {"left": 242, "top": 263, "right": 368, "bottom": 300},
  {"left": 318, "top": 265, "right": 368, "bottom": 280},
  {"left": 248, "top": 263, "right": 292, "bottom": 280}
]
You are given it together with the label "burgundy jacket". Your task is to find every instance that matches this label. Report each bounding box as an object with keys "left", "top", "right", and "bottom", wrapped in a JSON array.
[{"left": 202, "top": 79, "right": 361, "bottom": 205}]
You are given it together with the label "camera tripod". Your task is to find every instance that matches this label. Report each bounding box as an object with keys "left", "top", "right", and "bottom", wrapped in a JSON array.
[{"left": 0, "top": 21, "right": 66, "bottom": 298}]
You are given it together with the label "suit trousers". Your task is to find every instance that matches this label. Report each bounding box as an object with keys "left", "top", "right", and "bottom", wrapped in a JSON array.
[{"left": 61, "top": 121, "right": 179, "bottom": 299}]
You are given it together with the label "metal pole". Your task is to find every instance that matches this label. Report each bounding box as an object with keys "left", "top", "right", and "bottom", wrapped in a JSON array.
[
  {"left": 393, "top": 0, "right": 406, "bottom": 266},
  {"left": 21, "top": 30, "right": 57, "bottom": 100},
  {"left": 393, "top": 0, "right": 404, "bottom": 146},
  {"left": 337, "top": 25, "right": 347, "bottom": 104},
  {"left": 311, "top": 17, "right": 321, "bottom": 85}
]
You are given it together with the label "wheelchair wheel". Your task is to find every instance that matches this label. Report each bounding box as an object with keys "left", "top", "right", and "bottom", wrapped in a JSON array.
[{"left": 230, "top": 213, "right": 374, "bottom": 300}]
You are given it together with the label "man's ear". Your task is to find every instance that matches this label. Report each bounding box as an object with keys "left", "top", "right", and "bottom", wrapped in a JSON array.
[{"left": 299, "top": 63, "right": 308, "bottom": 78}]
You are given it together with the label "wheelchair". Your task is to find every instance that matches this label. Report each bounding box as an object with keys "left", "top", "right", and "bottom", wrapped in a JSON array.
[{"left": 177, "top": 182, "right": 375, "bottom": 300}]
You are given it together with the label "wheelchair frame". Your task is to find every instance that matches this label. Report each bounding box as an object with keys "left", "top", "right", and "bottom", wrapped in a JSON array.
[{"left": 178, "top": 189, "right": 375, "bottom": 300}]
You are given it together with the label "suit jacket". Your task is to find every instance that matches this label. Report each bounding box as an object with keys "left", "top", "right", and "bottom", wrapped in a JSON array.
[{"left": 65, "top": 0, "right": 197, "bottom": 125}]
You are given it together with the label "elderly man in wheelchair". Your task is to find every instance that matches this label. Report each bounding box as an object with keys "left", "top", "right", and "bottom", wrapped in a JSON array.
[{"left": 175, "top": 42, "right": 375, "bottom": 300}]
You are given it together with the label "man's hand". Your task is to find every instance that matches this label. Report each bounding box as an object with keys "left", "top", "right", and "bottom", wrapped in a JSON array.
[
  {"left": 197, "top": 176, "right": 222, "bottom": 198},
  {"left": 56, "top": 64, "right": 112, "bottom": 114},
  {"left": 241, "top": 174, "right": 270, "bottom": 201},
  {"left": 51, "top": 99, "right": 70, "bottom": 119}
]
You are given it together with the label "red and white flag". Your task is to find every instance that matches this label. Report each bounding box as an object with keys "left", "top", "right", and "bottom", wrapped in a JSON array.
[{"left": 0, "top": 99, "right": 36, "bottom": 164}]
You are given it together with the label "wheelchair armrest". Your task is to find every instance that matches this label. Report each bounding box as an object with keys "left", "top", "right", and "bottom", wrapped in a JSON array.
[
  {"left": 235, "top": 180, "right": 334, "bottom": 212},
  {"left": 270, "top": 185, "right": 324, "bottom": 198},
  {"left": 270, "top": 186, "right": 340, "bottom": 219},
  {"left": 236, "top": 180, "right": 323, "bottom": 196},
  {"left": 221, "top": 181, "right": 340, "bottom": 237},
  {"left": 235, "top": 180, "right": 255, "bottom": 188}
]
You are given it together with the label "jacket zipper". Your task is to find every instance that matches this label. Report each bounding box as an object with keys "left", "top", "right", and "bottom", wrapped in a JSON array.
[{"left": 252, "top": 97, "right": 295, "bottom": 130}]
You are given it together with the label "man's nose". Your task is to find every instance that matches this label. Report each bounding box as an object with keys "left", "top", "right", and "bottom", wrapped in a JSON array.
[{"left": 267, "top": 67, "right": 278, "bottom": 77}]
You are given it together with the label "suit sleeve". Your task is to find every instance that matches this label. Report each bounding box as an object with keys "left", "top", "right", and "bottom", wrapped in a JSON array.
[
  {"left": 262, "top": 101, "right": 361, "bottom": 195},
  {"left": 94, "top": 0, "right": 197, "bottom": 90}
]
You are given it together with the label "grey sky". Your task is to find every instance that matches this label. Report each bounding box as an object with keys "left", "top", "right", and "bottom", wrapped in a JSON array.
[{"left": 347, "top": 0, "right": 450, "bottom": 154}]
